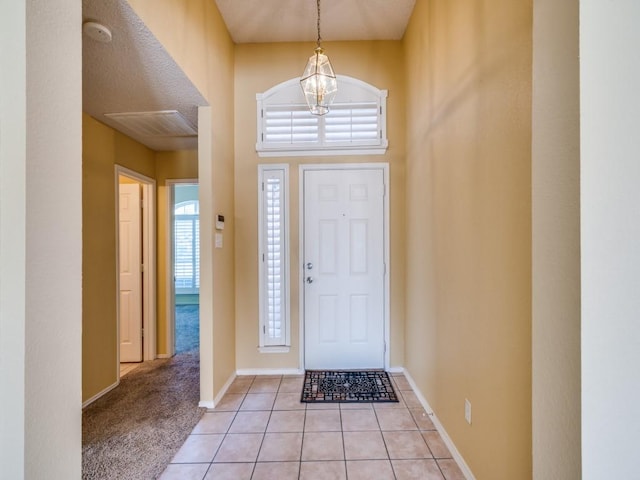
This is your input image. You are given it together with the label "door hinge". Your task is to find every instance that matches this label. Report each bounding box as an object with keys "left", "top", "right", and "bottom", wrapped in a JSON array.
[
  {"left": 383, "top": 262, "right": 387, "bottom": 275},
  {"left": 141, "top": 328, "right": 144, "bottom": 338},
  {"left": 141, "top": 263, "right": 145, "bottom": 273}
]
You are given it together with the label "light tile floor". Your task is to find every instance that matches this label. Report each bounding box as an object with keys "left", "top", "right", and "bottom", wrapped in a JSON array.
[{"left": 159, "top": 373, "right": 466, "bottom": 480}]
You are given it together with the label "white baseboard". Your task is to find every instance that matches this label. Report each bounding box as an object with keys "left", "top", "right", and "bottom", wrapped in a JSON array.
[
  {"left": 387, "top": 366, "right": 405, "bottom": 374},
  {"left": 236, "top": 368, "right": 304, "bottom": 376},
  {"left": 202, "top": 369, "right": 305, "bottom": 409},
  {"left": 209, "top": 372, "right": 237, "bottom": 409},
  {"left": 402, "top": 369, "right": 477, "bottom": 480},
  {"left": 156, "top": 353, "right": 172, "bottom": 359},
  {"left": 82, "top": 380, "right": 119, "bottom": 409}
]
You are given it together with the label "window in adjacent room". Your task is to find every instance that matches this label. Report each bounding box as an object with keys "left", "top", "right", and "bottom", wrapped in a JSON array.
[{"left": 174, "top": 199, "right": 199, "bottom": 295}]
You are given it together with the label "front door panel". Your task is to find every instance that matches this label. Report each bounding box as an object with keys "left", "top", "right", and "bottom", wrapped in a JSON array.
[{"left": 304, "top": 168, "right": 385, "bottom": 369}]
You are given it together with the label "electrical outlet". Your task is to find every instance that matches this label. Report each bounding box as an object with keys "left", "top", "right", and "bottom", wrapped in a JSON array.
[{"left": 465, "top": 399, "right": 472, "bottom": 425}]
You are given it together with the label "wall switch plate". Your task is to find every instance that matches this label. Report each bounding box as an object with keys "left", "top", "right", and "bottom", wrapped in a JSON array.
[
  {"left": 216, "top": 214, "right": 225, "bottom": 230},
  {"left": 465, "top": 399, "right": 472, "bottom": 425},
  {"left": 215, "top": 233, "right": 223, "bottom": 248}
]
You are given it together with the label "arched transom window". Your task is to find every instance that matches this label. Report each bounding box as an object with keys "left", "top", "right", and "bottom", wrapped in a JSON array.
[{"left": 256, "top": 75, "right": 388, "bottom": 157}]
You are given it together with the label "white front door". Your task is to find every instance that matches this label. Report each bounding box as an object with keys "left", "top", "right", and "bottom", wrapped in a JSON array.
[
  {"left": 303, "top": 167, "right": 385, "bottom": 369},
  {"left": 119, "top": 183, "right": 143, "bottom": 362}
]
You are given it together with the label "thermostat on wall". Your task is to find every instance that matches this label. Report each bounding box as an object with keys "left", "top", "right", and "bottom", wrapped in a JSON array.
[{"left": 216, "top": 214, "right": 225, "bottom": 230}]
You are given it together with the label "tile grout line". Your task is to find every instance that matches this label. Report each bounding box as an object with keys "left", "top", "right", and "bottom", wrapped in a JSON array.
[
  {"left": 339, "top": 403, "right": 348, "bottom": 480},
  {"left": 249, "top": 374, "right": 269, "bottom": 479},
  {"left": 372, "top": 400, "right": 398, "bottom": 479},
  {"left": 163, "top": 373, "right": 463, "bottom": 480}
]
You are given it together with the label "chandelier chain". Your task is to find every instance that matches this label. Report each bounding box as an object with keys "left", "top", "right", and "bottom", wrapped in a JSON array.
[{"left": 316, "top": 0, "right": 321, "bottom": 46}]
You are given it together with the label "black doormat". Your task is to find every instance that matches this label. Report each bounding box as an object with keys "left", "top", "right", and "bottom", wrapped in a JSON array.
[{"left": 301, "top": 370, "right": 399, "bottom": 403}]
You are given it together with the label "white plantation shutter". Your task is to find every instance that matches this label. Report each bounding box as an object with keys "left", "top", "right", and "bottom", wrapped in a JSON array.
[
  {"left": 263, "top": 106, "right": 319, "bottom": 144},
  {"left": 174, "top": 205, "right": 200, "bottom": 294},
  {"left": 324, "top": 103, "right": 381, "bottom": 144},
  {"left": 258, "top": 165, "right": 290, "bottom": 348},
  {"left": 257, "top": 75, "right": 388, "bottom": 156}
]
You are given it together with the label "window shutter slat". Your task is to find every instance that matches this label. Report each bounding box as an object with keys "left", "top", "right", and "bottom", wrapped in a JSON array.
[
  {"left": 174, "top": 205, "right": 200, "bottom": 293},
  {"left": 258, "top": 166, "right": 289, "bottom": 348},
  {"left": 257, "top": 76, "right": 388, "bottom": 155},
  {"left": 261, "top": 102, "right": 381, "bottom": 148}
]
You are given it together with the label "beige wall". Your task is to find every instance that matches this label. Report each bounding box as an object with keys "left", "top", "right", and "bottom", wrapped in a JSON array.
[
  {"left": 532, "top": 0, "right": 581, "bottom": 478},
  {"left": 403, "top": 1, "right": 532, "bottom": 479},
  {"left": 129, "top": 0, "right": 236, "bottom": 401},
  {"left": 83, "top": 116, "right": 199, "bottom": 401},
  {"left": 82, "top": 114, "right": 155, "bottom": 402},
  {"left": 0, "top": 0, "right": 83, "bottom": 476},
  {"left": 234, "top": 41, "right": 406, "bottom": 370},
  {"left": 155, "top": 150, "right": 198, "bottom": 355}
]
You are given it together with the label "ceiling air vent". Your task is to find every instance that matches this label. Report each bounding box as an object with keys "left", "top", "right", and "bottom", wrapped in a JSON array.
[{"left": 104, "top": 110, "right": 197, "bottom": 137}]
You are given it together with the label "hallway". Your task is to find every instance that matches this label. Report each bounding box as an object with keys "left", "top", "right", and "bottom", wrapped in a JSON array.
[{"left": 83, "top": 305, "right": 202, "bottom": 479}]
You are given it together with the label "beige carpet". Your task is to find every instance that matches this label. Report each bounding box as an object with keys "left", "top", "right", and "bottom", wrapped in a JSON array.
[{"left": 83, "top": 307, "right": 203, "bottom": 479}]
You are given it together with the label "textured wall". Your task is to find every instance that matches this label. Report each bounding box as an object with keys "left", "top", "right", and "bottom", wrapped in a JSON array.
[
  {"left": 403, "top": 0, "right": 533, "bottom": 478},
  {"left": 82, "top": 114, "right": 155, "bottom": 403},
  {"left": 532, "top": 0, "right": 581, "bottom": 478},
  {"left": 233, "top": 41, "right": 406, "bottom": 371},
  {"left": 0, "top": 3, "right": 28, "bottom": 477},
  {"left": 581, "top": 1, "right": 640, "bottom": 478},
  {"left": 129, "top": 0, "right": 236, "bottom": 402},
  {"left": 0, "top": 0, "right": 83, "bottom": 477}
]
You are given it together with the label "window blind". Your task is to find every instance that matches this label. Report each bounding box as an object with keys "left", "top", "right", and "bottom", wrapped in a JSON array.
[
  {"left": 256, "top": 75, "right": 388, "bottom": 156},
  {"left": 261, "top": 102, "right": 380, "bottom": 149},
  {"left": 259, "top": 166, "right": 289, "bottom": 347},
  {"left": 174, "top": 215, "right": 199, "bottom": 293}
]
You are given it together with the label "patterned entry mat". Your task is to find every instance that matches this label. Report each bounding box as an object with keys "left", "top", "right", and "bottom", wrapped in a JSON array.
[{"left": 301, "top": 370, "right": 399, "bottom": 403}]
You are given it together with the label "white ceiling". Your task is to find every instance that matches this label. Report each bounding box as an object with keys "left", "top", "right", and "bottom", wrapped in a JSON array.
[
  {"left": 215, "top": 0, "right": 416, "bottom": 43},
  {"left": 82, "top": 0, "right": 415, "bottom": 151},
  {"left": 82, "top": 0, "right": 207, "bottom": 151}
]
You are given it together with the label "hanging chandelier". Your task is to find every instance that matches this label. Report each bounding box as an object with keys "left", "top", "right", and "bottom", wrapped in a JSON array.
[{"left": 300, "top": 0, "right": 338, "bottom": 116}]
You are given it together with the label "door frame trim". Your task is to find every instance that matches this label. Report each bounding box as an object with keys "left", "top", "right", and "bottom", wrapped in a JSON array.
[
  {"left": 115, "top": 166, "right": 157, "bottom": 369},
  {"left": 298, "top": 162, "right": 390, "bottom": 371},
  {"left": 165, "top": 179, "right": 199, "bottom": 359}
]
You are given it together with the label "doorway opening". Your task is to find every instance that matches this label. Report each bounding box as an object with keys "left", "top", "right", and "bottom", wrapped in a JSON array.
[
  {"left": 167, "top": 181, "right": 200, "bottom": 357},
  {"left": 115, "top": 166, "right": 156, "bottom": 378}
]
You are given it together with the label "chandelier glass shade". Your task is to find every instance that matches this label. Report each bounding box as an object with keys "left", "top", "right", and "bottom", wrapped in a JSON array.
[{"left": 300, "top": 0, "right": 337, "bottom": 116}]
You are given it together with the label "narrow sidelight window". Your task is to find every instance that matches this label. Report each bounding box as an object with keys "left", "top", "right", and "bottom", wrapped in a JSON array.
[{"left": 258, "top": 165, "right": 290, "bottom": 350}]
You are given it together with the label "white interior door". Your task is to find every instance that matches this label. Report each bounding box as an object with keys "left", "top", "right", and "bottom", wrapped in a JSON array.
[
  {"left": 304, "top": 168, "right": 385, "bottom": 369},
  {"left": 119, "top": 182, "right": 143, "bottom": 362}
]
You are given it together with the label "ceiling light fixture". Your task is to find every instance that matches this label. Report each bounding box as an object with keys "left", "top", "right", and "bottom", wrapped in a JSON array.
[{"left": 300, "top": 0, "right": 337, "bottom": 116}]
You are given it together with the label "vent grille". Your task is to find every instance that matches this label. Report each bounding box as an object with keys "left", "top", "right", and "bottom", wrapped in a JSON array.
[{"left": 104, "top": 110, "right": 196, "bottom": 137}]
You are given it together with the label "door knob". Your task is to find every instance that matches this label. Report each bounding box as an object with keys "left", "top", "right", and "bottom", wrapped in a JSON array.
[
  {"left": 306, "top": 276, "right": 314, "bottom": 284},
  {"left": 306, "top": 262, "right": 313, "bottom": 270}
]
